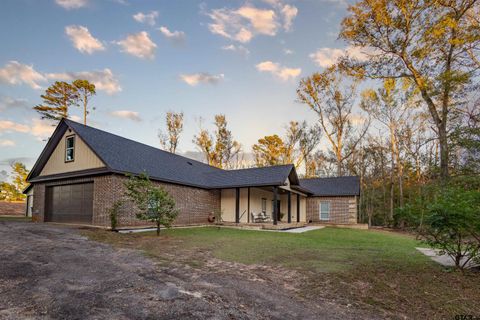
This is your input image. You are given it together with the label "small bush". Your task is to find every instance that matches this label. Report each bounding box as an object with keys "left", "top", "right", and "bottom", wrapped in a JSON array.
[{"left": 109, "top": 200, "right": 123, "bottom": 231}]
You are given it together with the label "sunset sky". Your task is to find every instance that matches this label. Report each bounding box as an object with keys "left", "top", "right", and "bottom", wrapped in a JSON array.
[{"left": 0, "top": 0, "right": 365, "bottom": 179}]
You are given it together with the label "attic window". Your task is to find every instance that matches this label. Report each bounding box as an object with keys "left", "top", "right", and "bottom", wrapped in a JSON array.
[{"left": 65, "top": 135, "right": 75, "bottom": 162}]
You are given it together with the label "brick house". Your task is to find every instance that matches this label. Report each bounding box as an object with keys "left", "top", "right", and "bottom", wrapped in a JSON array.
[{"left": 26, "top": 119, "right": 360, "bottom": 228}]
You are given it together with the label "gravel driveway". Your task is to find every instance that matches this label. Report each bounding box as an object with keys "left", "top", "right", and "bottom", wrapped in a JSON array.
[{"left": 0, "top": 221, "right": 372, "bottom": 320}]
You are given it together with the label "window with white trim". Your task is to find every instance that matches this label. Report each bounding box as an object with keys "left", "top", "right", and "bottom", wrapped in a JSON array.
[
  {"left": 319, "top": 202, "right": 330, "bottom": 220},
  {"left": 65, "top": 135, "right": 75, "bottom": 162}
]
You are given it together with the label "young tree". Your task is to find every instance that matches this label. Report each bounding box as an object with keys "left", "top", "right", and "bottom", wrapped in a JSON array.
[
  {"left": 73, "top": 79, "right": 96, "bottom": 125},
  {"left": 252, "top": 135, "right": 287, "bottom": 166},
  {"left": 11, "top": 162, "right": 29, "bottom": 195},
  {"left": 193, "top": 115, "right": 241, "bottom": 168},
  {"left": 159, "top": 111, "right": 184, "bottom": 154},
  {"left": 297, "top": 66, "right": 369, "bottom": 176},
  {"left": 34, "top": 81, "right": 79, "bottom": 122},
  {"left": 124, "top": 173, "right": 179, "bottom": 236},
  {"left": 339, "top": 0, "right": 480, "bottom": 179}
]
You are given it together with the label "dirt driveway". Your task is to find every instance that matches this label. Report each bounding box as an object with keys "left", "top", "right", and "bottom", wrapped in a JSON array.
[{"left": 0, "top": 221, "right": 373, "bottom": 319}]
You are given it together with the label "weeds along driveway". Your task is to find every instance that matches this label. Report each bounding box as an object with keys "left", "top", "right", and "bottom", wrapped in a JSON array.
[{"left": 0, "top": 221, "right": 373, "bottom": 320}]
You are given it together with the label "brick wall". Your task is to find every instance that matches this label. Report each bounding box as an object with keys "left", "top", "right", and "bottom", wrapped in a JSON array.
[
  {"left": 32, "top": 174, "right": 221, "bottom": 227},
  {"left": 306, "top": 196, "right": 357, "bottom": 224},
  {"left": 0, "top": 201, "right": 26, "bottom": 216}
]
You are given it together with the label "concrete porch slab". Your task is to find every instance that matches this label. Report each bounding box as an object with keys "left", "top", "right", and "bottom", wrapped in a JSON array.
[{"left": 280, "top": 226, "right": 324, "bottom": 233}]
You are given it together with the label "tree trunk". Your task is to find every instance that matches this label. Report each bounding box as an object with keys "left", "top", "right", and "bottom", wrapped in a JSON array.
[
  {"left": 156, "top": 222, "right": 160, "bottom": 236},
  {"left": 438, "top": 124, "right": 449, "bottom": 180}
]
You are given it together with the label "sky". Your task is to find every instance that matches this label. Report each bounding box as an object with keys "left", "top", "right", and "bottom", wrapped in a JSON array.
[{"left": 0, "top": 0, "right": 363, "bottom": 180}]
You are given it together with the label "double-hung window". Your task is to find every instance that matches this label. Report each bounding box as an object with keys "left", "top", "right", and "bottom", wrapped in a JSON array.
[
  {"left": 65, "top": 136, "right": 75, "bottom": 162},
  {"left": 319, "top": 202, "right": 330, "bottom": 221}
]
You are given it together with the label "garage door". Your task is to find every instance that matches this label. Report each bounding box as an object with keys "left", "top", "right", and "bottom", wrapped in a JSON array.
[{"left": 45, "top": 183, "right": 93, "bottom": 224}]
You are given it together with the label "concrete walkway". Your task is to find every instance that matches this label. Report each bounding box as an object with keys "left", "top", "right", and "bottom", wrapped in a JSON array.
[
  {"left": 416, "top": 247, "right": 478, "bottom": 268},
  {"left": 281, "top": 226, "right": 325, "bottom": 233}
]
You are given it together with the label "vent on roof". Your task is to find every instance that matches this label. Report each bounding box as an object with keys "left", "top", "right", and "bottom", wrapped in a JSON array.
[{"left": 187, "top": 161, "right": 193, "bottom": 166}]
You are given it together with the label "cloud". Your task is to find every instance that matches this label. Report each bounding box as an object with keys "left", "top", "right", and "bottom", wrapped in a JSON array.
[
  {"left": 0, "top": 61, "right": 46, "bottom": 89},
  {"left": 179, "top": 73, "right": 225, "bottom": 86},
  {"left": 281, "top": 4, "right": 298, "bottom": 31},
  {"left": 133, "top": 11, "right": 159, "bottom": 26},
  {"left": 65, "top": 25, "right": 105, "bottom": 54},
  {"left": 255, "top": 61, "right": 301, "bottom": 81},
  {"left": 221, "top": 44, "right": 250, "bottom": 56},
  {"left": 0, "top": 139, "right": 15, "bottom": 147},
  {"left": 46, "top": 68, "right": 121, "bottom": 94},
  {"left": 0, "top": 96, "right": 28, "bottom": 111},
  {"left": 0, "top": 120, "right": 29, "bottom": 133},
  {"left": 116, "top": 31, "right": 156, "bottom": 59},
  {"left": 0, "top": 119, "right": 54, "bottom": 140},
  {"left": 283, "top": 48, "right": 294, "bottom": 55},
  {"left": 110, "top": 110, "right": 142, "bottom": 122},
  {"left": 309, "top": 46, "right": 372, "bottom": 68},
  {"left": 207, "top": 4, "right": 281, "bottom": 43},
  {"left": 158, "top": 26, "right": 186, "bottom": 43},
  {"left": 55, "top": 0, "right": 88, "bottom": 9}
]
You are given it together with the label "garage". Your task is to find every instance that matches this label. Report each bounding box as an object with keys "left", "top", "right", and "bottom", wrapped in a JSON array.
[{"left": 45, "top": 183, "right": 94, "bottom": 224}]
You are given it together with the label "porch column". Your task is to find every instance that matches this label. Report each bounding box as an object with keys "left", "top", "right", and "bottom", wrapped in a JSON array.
[
  {"left": 235, "top": 187, "right": 240, "bottom": 223},
  {"left": 297, "top": 194, "right": 300, "bottom": 222},
  {"left": 273, "top": 186, "right": 278, "bottom": 225},
  {"left": 287, "top": 191, "right": 292, "bottom": 223},
  {"left": 247, "top": 187, "right": 250, "bottom": 223}
]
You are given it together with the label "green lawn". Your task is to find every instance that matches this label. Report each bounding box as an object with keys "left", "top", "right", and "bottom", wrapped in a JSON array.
[{"left": 84, "top": 226, "right": 480, "bottom": 318}]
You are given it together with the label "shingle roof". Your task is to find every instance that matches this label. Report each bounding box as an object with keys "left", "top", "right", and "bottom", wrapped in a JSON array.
[
  {"left": 28, "top": 119, "right": 296, "bottom": 189},
  {"left": 299, "top": 176, "right": 360, "bottom": 196},
  {"left": 205, "top": 165, "right": 296, "bottom": 188}
]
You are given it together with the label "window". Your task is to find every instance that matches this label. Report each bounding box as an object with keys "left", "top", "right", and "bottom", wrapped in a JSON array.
[
  {"left": 319, "top": 202, "right": 330, "bottom": 220},
  {"left": 261, "top": 198, "right": 266, "bottom": 213},
  {"left": 65, "top": 135, "right": 75, "bottom": 162}
]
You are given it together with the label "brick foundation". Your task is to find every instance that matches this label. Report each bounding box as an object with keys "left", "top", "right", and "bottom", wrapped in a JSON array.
[{"left": 0, "top": 201, "right": 26, "bottom": 216}]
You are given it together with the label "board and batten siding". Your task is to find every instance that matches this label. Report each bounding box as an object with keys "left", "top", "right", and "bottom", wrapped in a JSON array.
[{"left": 40, "top": 130, "right": 105, "bottom": 176}]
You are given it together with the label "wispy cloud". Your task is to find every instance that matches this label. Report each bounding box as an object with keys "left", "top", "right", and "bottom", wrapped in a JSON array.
[
  {"left": 0, "top": 120, "right": 29, "bottom": 133},
  {"left": 133, "top": 11, "right": 159, "bottom": 26},
  {"left": 55, "top": 0, "right": 88, "bottom": 10},
  {"left": 207, "top": 5, "right": 278, "bottom": 43},
  {"left": 0, "top": 139, "right": 15, "bottom": 147},
  {"left": 309, "top": 46, "right": 373, "bottom": 68},
  {"left": 0, "top": 96, "right": 28, "bottom": 111},
  {"left": 0, "top": 119, "right": 55, "bottom": 140},
  {"left": 280, "top": 4, "right": 298, "bottom": 31},
  {"left": 110, "top": 110, "right": 142, "bottom": 122},
  {"left": 158, "top": 26, "right": 186, "bottom": 43},
  {"left": 255, "top": 60, "right": 301, "bottom": 81},
  {"left": 46, "top": 68, "right": 121, "bottom": 94},
  {"left": 0, "top": 61, "right": 46, "bottom": 89},
  {"left": 116, "top": 31, "right": 156, "bottom": 60},
  {"left": 221, "top": 44, "right": 250, "bottom": 57},
  {"left": 65, "top": 25, "right": 105, "bottom": 54},
  {"left": 179, "top": 73, "right": 225, "bottom": 86}
]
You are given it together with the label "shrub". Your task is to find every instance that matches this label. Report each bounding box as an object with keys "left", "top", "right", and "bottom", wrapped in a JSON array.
[
  {"left": 124, "top": 173, "right": 179, "bottom": 236},
  {"left": 108, "top": 200, "right": 123, "bottom": 231}
]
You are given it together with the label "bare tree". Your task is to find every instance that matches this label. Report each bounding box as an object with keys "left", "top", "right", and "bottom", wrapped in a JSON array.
[
  {"left": 159, "top": 111, "right": 184, "bottom": 154},
  {"left": 297, "top": 66, "right": 370, "bottom": 176}
]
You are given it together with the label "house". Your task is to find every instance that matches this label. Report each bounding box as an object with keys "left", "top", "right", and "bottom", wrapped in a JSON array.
[{"left": 26, "top": 119, "right": 360, "bottom": 228}]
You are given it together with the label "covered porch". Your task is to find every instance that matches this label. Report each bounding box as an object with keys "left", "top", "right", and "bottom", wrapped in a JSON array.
[{"left": 220, "top": 185, "right": 308, "bottom": 225}]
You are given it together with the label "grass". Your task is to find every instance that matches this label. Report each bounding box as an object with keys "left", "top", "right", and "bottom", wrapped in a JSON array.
[{"left": 83, "top": 226, "right": 480, "bottom": 318}]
